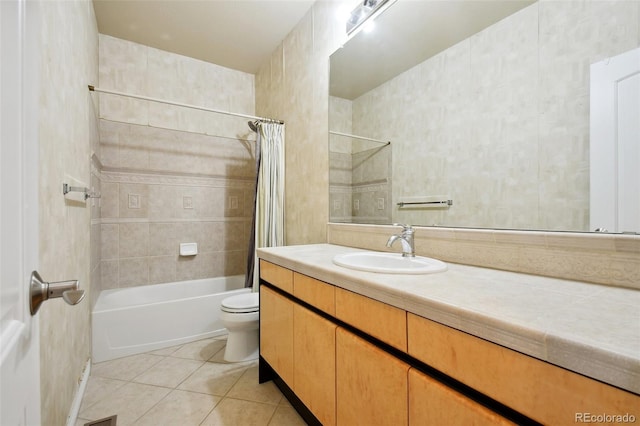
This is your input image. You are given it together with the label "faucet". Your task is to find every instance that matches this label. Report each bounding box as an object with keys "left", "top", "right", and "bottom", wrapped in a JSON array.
[{"left": 386, "top": 224, "right": 415, "bottom": 257}]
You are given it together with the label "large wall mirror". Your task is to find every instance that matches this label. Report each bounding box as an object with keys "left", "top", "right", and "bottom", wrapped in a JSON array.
[{"left": 329, "top": 0, "right": 640, "bottom": 233}]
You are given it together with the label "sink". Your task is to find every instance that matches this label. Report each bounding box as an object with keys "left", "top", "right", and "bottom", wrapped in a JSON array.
[{"left": 332, "top": 251, "right": 447, "bottom": 274}]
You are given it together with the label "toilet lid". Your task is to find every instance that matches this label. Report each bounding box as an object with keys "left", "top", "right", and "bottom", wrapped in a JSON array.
[{"left": 221, "top": 292, "right": 259, "bottom": 313}]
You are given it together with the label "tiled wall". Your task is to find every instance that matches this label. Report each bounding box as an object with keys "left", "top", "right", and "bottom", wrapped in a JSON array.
[
  {"left": 38, "top": 1, "right": 98, "bottom": 424},
  {"left": 255, "top": 2, "right": 346, "bottom": 244},
  {"left": 329, "top": 95, "right": 392, "bottom": 224},
  {"left": 347, "top": 1, "right": 639, "bottom": 232},
  {"left": 97, "top": 35, "right": 256, "bottom": 290}
]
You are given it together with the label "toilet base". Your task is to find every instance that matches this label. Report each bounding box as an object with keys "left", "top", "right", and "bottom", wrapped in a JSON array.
[{"left": 224, "top": 328, "right": 259, "bottom": 362}]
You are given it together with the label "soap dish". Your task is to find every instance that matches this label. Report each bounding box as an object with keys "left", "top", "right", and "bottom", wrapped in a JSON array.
[{"left": 179, "top": 242, "right": 198, "bottom": 256}]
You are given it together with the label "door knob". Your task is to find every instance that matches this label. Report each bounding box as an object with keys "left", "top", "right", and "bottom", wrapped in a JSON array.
[{"left": 30, "top": 270, "right": 85, "bottom": 315}]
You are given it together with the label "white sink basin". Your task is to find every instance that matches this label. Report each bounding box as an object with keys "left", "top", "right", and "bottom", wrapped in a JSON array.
[{"left": 332, "top": 251, "right": 447, "bottom": 274}]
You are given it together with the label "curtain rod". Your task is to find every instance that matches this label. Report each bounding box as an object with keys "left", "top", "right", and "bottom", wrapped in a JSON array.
[
  {"left": 88, "top": 85, "right": 284, "bottom": 125},
  {"left": 329, "top": 130, "right": 390, "bottom": 145}
]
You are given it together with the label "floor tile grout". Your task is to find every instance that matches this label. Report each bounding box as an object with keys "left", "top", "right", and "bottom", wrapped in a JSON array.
[{"left": 79, "top": 336, "right": 305, "bottom": 426}]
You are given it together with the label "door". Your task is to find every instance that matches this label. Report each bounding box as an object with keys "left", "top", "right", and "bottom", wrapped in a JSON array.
[
  {"left": 590, "top": 47, "right": 640, "bottom": 233},
  {"left": 0, "top": 0, "right": 41, "bottom": 424}
]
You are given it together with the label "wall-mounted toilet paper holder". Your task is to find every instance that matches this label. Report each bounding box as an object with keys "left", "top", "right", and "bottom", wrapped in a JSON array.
[{"left": 30, "top": 270, "right": 85, "bottom": 315}]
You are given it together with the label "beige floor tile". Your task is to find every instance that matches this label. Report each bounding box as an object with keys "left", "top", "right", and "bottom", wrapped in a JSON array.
[
  {"left": 171, "top": 338, "right": 227, "bottom": 361},
  {"left": 91, "top": 354, "right": 164, "bottom": 381},
  {"left": 268, "top": 405, "right": 307, "bottom": 426},
  {"left": 79, "top": 382, "right": 170, "bottom": 426},
  {"left": 133, "top": 356, "right": 204, "bottom": 388},
  {"left": 200, "top": 397, "right": 277, "bottom": 426},
  {"left": 132, "top": 389, "right": 221, "bottom": 426},
  {"left": 79, "top": 376, "right": 128, "bottom": 412},
  {"left": 226, "top": 366, "right": 283, "bottom": 405},
  {"left": 178, "top": 361, "right": 250, "bottom": 396},
  {"left": 148, "top": 344, "right": 183, "bottom": 356},
  {"left": 207, "top": 348, "right": 231, "bottom": 363}
]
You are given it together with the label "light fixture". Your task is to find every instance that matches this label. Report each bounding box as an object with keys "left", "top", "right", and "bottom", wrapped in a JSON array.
[{"left": 346, "top": 0, "right": 395, "bottom": 37}]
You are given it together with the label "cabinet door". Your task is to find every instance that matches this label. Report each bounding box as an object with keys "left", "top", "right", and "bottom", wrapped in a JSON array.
[
  {"left": 336, "top": 328, "right": 409, "bottom": 426},
  {"left": 260, "top": 286, "right": 294, "bottom": 384},
  {"left": 409, "top": 368, "right": 514, "bottom": 426},
  {"left": 294, "top": 305, "right": 337, "bottom": 426}
]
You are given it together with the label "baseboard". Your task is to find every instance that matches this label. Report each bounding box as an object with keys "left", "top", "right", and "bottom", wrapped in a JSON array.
[{"left": 66, "top": 358, "right": 91, "bottom": 426}]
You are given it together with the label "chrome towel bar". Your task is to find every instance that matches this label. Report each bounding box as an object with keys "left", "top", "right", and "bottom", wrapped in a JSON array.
[
  {"left": 62, "top": 183, "right": 101, "bottom": 200},
  {"left": 397, "top": 200, "right": 453, "bottom": 207}
]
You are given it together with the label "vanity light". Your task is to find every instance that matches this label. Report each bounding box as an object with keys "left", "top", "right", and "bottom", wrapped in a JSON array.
[{"left": 346, "top": 0, "right": 396, "bottom": 37}]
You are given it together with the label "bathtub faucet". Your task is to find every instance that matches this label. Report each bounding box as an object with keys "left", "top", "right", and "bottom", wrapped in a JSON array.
[{"left": 386, "top": 224, "right": 415, "bottom": 257}]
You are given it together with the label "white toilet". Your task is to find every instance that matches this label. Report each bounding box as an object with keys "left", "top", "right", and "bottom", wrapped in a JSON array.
[{"left": 220, "top": 292, "right": 260, "bottom": 362}]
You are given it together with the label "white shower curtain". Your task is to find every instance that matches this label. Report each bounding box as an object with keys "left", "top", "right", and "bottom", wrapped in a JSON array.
[{"left": 247, "top": 121, "right": 285, "bottom": 290}]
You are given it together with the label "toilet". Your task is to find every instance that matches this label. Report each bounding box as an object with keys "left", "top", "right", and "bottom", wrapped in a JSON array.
[{"left": 220, "top": 292, "right": 260, "bottom": 362}]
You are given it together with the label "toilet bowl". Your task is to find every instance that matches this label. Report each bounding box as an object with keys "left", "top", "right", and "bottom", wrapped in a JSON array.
[{"left": 220, "top": 292, "right": 259, "bottom": 362}]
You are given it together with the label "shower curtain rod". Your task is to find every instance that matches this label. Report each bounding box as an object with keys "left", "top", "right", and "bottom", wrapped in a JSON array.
[
  {"left": 88, "top": 85, "right": 284, "bottom": 125},
  {"left": 329, "top": 130, "right": 390, "bottom": 145}
]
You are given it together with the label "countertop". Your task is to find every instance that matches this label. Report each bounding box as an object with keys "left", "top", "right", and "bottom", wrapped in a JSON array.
[{"left": 257, "top": 243, "right": 640, "bottom": 395}]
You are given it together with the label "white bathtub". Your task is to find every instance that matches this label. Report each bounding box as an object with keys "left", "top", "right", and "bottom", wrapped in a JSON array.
[{"left": 92, "top": 275, "right": 249, "bottom": 362}]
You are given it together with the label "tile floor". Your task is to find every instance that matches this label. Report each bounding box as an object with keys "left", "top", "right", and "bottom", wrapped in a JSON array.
[{"left": 76, "top": 336, "right": 306, "bottom": 426}]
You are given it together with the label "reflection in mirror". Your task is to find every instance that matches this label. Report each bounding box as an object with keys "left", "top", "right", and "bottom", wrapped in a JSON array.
[{"left": 329, "top": 0, "right": 640, "bottom": 233}]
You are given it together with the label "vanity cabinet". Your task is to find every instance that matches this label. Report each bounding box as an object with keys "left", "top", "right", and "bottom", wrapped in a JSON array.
[{"left": 259, "top": 259, "right": 638, "bottom": 426}]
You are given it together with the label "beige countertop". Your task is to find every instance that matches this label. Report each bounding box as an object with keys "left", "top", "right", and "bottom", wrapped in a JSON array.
[{"left": 257, "top": 243, "right": 640, "bottom": 395}]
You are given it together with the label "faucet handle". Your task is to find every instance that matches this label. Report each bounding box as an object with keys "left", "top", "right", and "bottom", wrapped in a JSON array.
[{"left": 393, "top": 223, "right": 412, "bottom": 230}]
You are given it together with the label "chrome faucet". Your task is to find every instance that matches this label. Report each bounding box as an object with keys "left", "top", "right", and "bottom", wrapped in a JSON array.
[{"left": 386, "top": 224, "right": 415, "bottom": 257}]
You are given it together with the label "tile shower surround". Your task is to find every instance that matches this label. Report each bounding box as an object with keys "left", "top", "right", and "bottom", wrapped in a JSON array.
[
  {"left": 98, "top": 120, "right": 255, "bottom": 289},
  {"left": 98, "top": 34, "right": 257, "bottom": 290}
]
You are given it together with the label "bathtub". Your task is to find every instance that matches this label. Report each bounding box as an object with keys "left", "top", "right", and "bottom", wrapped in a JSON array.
[{"left": 92, "top": 275, "right": 249, "bottom": 362}]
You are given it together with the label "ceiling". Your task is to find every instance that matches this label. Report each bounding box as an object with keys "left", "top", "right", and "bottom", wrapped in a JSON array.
[{"left": 93, "top": 0, "right": 317, "bottom": 74}]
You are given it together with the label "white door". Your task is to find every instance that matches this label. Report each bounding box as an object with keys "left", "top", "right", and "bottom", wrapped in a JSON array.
[
  {"left": 0, "top": 0, "right": 41, "bottom": 425},
  {"left": 590, "top": 47, "right": 640, "bottom": 233}
]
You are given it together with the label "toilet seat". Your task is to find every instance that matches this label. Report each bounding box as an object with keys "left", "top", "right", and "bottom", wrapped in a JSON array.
[{"left": 221, "top": 292, "right": 259, "bottom": 313}]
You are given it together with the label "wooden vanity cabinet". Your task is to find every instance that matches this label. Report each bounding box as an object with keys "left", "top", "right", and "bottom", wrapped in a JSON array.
[
  {"left": 260, "top": 261, "right": 639, "bottom": 426},
  {"left": 336, "top": 328, "right": 409, "bottom": 426}
]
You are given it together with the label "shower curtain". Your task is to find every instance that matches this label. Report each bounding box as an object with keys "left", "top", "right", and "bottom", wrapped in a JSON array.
[{"left": 245, "top": 121, "right": 285, "bottom": 290}]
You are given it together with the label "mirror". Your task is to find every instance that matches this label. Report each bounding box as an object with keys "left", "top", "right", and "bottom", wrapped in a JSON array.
[{"left": 329, "top": 0, "right": 640, "bottom": 233}]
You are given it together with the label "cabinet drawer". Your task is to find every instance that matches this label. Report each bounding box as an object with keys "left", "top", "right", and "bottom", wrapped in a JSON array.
[
  {"left": 409, "top": 368, "right": 514, "bottom": 426},
  {"left": 335, "top": 287, "right": 407, "bottom": 352},
  {"left": 259, "top": 260, "right": 293, "bottom": 293},
  {"left": 407, "top": 313, "right": 640, "bottom": 426},
  {"left": 293, "top": 273, "right": 335, "bottom": 316}
]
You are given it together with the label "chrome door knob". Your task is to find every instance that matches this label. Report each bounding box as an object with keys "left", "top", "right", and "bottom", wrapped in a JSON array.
[{"left": 29, "top": 270, "right": 85, "bottom": 315}]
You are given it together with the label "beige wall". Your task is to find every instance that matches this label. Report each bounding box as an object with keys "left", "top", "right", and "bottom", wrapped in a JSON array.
[
  {"left": 96, "top": 35, "right": 256, "bottom": 290},
  {"left": 255, "top": 2, "right": 347, "bottom": 245},
  {"left": 38, "top": 0, "right": 98, "bottom": 424}
]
